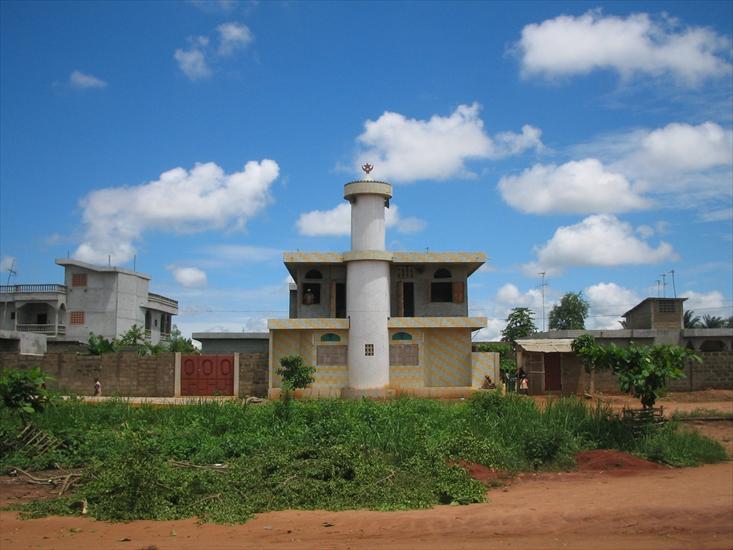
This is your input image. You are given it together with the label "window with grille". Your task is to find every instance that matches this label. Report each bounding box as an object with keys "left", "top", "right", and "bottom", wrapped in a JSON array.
[
  {"left": 658, "top": 301, "right": 676, "bottom": 313},
  {"left": 70, "top": 311, "right": 85, "bottom": 325},
  {"left": 365, "top": 343, "right": 374, "bottom": 356},
  {"left": 71, "top": 273, "right": 87, "bottom": 287},
  {"left": 396, "top": 266, "right": 414, "bottom": 279}
]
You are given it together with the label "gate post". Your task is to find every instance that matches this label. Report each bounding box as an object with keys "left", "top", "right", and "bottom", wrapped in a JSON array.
[
  {"left": 174, "top": 352, "right": 181, "bottom": 397},
  {"left": 233, "top": 353, "right": 240, "bottom": 397}
]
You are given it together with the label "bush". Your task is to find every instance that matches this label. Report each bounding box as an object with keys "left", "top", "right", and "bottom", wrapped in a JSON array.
[{"left": 0, "top": 367, "right": 53, "bottom": 417}]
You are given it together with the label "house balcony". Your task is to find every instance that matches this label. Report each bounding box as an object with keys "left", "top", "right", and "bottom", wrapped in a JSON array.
[{"left": 16, "top": 324, "right": 66, "bottom": 336}]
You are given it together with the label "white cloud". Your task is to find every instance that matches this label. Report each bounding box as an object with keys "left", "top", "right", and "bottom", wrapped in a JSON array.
[
  {"left": 354, "top": 103, "right": 542, "bottom": 183},
  {"left": 681, "top": 290, "right": 726, "bottom": 314},
  {"left": 175, "top": 39, "right": 212, "bottom": 80},
  {"left": 217, "top": 22, "right": 253, "bottom": 55},
  {"left": 584, "top": 282, "right": 641, "bottom": 329},
  {"left": 700, "top": 208, "right": 733, "bottom": 222},
  {"left": 74, "top": 159, "right": 279, "bottom": 265},
  {"left": 498, "top": 158, "right": 650, "bottom": 214},
  {"left": 517, "top": 10, "right": 731, "bottom": 85},
  {"left": 68, "top": 70, "right": 107, "bottom": 89},
  {"left": 295, "top": 203, "right": 426, "bottom": 237},
  {"left": 526, "top": 215, "right": 678, "bottom": 274},
  {"left": 171, "top": 267, "right": 208, "bottom": 288},
  {"left": 175, "top": 22, "right": 253, "bottom": 80}
]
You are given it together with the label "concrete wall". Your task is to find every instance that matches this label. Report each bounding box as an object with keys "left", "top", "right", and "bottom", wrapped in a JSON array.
[
  {"left": 0, "top": 330, "right": 47, "bottom": 355},
  {"left": 389, "top": 264, "right": 469, "bottom": 318},
  {"left": 0, "top": 351, "right": 176, "bottom": 397},
  {"left": 196, "top": 337, "right": 269, "bottom": 354},
  {"left": 294, "top": 265, "right": 347, "bottom": 319},
  {"left": 65, "top": 268, "right": 118, "bottom": 340},
  {"left": 238, "top": 353, "right": 269, "bottom": 397}
]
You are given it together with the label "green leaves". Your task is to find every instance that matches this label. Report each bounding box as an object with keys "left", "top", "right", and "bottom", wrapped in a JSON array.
[
  {"left": 276, "top": 355, "right": 316, "bottom": 392},
  {"left": 0, "top": 367, "right": 53, "bottom": 417},
  {"left": 572, "top": 336, "right": 699, "bottom": 408},
  {"left": 548, "top": 291, "right": 589, "bottom": 330},
  {"left": 501, "top": 307, "right": 537, "bottom": 348}
]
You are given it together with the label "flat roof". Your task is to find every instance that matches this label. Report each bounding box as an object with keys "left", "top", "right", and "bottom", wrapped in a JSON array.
[
  {"left": 283, "top": 251, "right": 487, "bottom": 277},
  {"left": 515, "top": 338, "right": 575, "bottom": 353},
  {"left": 55, "top": 259, "right": 151, "bottom": 280},
  {"left": 192, "top": 332, "right": 269, "bottom": 340}
]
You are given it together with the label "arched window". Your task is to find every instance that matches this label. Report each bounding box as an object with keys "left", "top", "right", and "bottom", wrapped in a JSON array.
[
  {"left": 305, "top": 269, "right": 323, "bottom": 279},
  {"left": 434, "top": 268, "right": 452, "bottom": 279},
  {"left": 392, "top": 331, "right": 413, "bottom": 341},
  {"left": 321, "top": 333, "right": 341, "bottom": 342}
]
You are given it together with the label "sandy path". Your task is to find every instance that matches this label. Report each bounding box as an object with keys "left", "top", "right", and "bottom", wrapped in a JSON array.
[{"left": 2, "top": 462, "right": 732, "bottom": 550}]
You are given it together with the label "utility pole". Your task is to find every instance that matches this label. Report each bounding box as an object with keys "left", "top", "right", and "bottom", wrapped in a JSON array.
[
  {"left": 656, "top": 279, "right": 661, "bottom": 297},
  {"left": 538, "top": 272, "right": 547, "bottom": 331}
]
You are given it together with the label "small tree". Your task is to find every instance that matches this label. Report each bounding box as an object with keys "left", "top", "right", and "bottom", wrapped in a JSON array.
[
  {"left": 501, "top": 307, "right": 537, "bottom": 349},
  {"left": 276, "top": 354, "right": 315, "bottom": 398},
  {"left": 167, "top": 326, "right": 198, "bottom": 353},
  {"left": 0, "top": 367, "right": 54, "bottom": 418},
  {"left": 119, "top": 324, "right": 146, "bottom": 346},
  {"left": 572, "top": 335, "right": 700, "bottom": 409},
  {"left": 548, "top": 291, "right": 589, "bottom": 330}
]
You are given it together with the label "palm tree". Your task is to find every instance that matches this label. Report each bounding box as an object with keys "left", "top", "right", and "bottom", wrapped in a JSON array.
[
  {"left": 683, "top": 310, "right": 701, "bottom": 328},
  {"left": 702, "top": 315, "right": 725, "bottom": 328}
]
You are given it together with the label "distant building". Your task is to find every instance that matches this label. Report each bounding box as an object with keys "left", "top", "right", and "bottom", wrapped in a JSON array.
[
  {"left": 192, "top": 332, "right": 269, "bottom": 354},
  {"left": 267, "top": 169, "right": 496, "bottom": 398},
  {"left": 0, "top": 259, "right": 178, "bottom": 345},
  {"left": 515, "top": 297, "right": 732, "bottom": 395}
]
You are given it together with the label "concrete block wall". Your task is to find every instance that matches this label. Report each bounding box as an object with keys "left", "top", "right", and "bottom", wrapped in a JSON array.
[
  {"left": 0, "top": 352, "right": 176, "bottom": 396},
  {"left": 238, "top": 352, "right": 269, "bottom": 397}
]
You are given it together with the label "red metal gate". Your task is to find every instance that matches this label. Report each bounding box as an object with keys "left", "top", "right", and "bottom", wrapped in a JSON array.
[{"left": 181, "top": 355, "right": 235, "bottom": 396}]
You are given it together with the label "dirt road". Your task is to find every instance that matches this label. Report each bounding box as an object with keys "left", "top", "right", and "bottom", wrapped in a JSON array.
[{"left": 1, "top": 460, "right": 732, "bottom": 550}]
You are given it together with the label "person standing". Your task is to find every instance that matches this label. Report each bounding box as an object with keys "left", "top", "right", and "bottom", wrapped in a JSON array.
[{"left": 94, "top": 378, "right": 102, "bottom": 396}]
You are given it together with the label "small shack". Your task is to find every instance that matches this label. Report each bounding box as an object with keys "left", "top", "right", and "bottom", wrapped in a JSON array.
[{"left": 515, "top": 338, "right": 586, "bottom": 396}]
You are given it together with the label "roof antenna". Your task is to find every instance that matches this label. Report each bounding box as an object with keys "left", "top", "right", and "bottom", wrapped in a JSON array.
[
  {"left": 669, "top": 269, "right": 677, "bottom": 298},
  {"left": 660, "top": 273, "right": 667, "bottom": 298},
  {"left": 133, "top": 255, "right": 136, "bottom": 272},
  {"left": 6, "top": 258, "right": 16, "bottom": 285},
  {"left": 656, "top": 279, "right": 661, "bottom": 297},
  {"left": 538, "top": 272, "right": 547, "bottom": 331},
  {"left": 108, "top": 255, "right": 111, "bottom": 267}
]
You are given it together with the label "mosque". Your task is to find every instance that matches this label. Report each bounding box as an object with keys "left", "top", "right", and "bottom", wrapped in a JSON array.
[{"left": 267, "top": 166, "right": 497, "bottom": 398}]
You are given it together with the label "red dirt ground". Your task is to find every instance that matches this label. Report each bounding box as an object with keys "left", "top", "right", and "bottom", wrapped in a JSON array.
[{"left": 2, "top": 458, "right": 732, "bottom": 550}]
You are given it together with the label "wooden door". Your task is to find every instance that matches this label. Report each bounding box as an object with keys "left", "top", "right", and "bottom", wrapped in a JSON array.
[{"left": 544, "top": 353, "right": 562, "bottom": 392}]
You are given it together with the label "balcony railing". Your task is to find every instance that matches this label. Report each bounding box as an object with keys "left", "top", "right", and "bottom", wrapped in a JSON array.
[
  {"left": 159, "top": 332, "right": 171, "bottom": 342},
  {"left": 16, "top": 324, "right": 66, "bottom": 336},
  {"left": 148, "top": 292, "right": 178, "bottom": 310},
  {"left": 0, "top": 284, "right": 66, "bottom": 294}
]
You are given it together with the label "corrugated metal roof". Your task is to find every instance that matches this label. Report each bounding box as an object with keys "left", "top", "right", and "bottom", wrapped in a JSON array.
[{"left": 515, "top": 338, "right": 574, "bottom": 353}]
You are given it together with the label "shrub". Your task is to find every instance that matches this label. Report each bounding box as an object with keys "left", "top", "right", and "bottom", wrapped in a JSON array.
[{"left": 0, "top": 367, "right": 53, "bottom": 417}]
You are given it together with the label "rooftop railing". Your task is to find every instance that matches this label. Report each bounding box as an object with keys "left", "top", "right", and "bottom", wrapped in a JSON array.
[
  {"left": 0, "top": 284, "right": 67, "bottom": 294},
  {"left": 16, "top": 324, "right": 66, "bottom": 335}
]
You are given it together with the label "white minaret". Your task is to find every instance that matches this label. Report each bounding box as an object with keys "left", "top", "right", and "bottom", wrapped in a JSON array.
[{"left": 343, "top": 164, "right": 392, "bottom": 392}]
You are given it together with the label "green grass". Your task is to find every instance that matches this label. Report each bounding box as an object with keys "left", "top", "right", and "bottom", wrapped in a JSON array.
[{"left": 0, "top": 392, "right": 727, "bottom": 523}]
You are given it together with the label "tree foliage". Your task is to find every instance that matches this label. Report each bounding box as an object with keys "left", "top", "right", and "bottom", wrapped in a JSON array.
[
  {"left": 683, "top": 310, "right": 701, "bottom": 328},
  {"left": 476, "top": 342, "right": 516, "bottom": 374},
  {"left": 276, "top": 355, "right": 316, "bottom": 392},
  {"left": 167, "top": 326, "right": 198, "bottom": 353},
  {"left": 0, "top": 367, "right": 53, "bottom": 417},
  {"left": 702, "top": 315, "right": 725, "bottom": 328},
  {"left": 572, "top": 335, "right": 700, "bottom": 409},
  {"left": 548, "top": 291, "right": 589, "bottom": 330},
  {"left": 501, "top": 308, "right": 537, "bottom": 348}
]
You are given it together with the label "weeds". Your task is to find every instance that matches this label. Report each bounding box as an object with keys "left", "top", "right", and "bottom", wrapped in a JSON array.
[{"left": 1, "top": 392, "right": 727, "bottom": 523}]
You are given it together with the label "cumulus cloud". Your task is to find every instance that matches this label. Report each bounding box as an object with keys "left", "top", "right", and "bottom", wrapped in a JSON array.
[
  {"left": 584, "top": 282, "right": 641, "bottom": 329},
  {"left": 175, "top": 38, "right": 212, "bottom": 80},
  {"left": 171, "top": 267, "right": 208, "bottom": 288},
  {"left": 354, "top": 103, "right": 542, "bottom": 183},
  {"left": 296, "top": 203, "right": 426, "bottom": 237},
  {"left": 74, "top": 159, "right": 279, "bottom": 265},
  {"left": 68, "top": 70, "right": 107, "bottom": 89},
  {"left": 681, "top": 290, "right": 726, "bottom": 314},
  {"left": 498, "top": 158, "right": 650, "bottom": 214},
  {"left": 217, "top": 22, "right": 253, "bottom": 55},
  {"left": 175, "top": 23, "right": 253, "bottom": 80},
  {"left": 525, "top": 215, "right": 678, "bottom": 275},
  {"left": 516, "top": 10, "right": 731, "bottom": 85}
]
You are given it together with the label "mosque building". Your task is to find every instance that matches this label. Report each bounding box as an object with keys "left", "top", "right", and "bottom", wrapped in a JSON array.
[{"left": 267, "top": 165, "right": 497, "bottom": 398}]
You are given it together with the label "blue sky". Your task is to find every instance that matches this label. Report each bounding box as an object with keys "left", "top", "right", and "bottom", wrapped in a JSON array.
[{"left": 1, "top": 0, "right": 731, "bottom": 339}]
